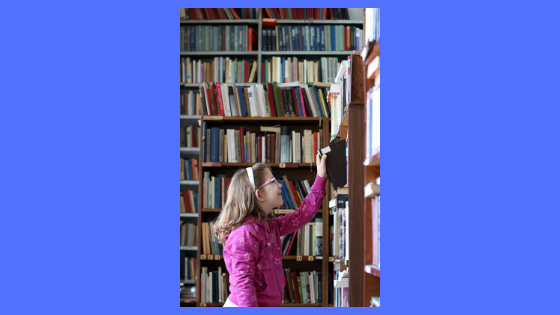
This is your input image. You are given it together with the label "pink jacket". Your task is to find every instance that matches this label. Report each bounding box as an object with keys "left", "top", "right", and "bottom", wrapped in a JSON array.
[{"left": 223, "top": 175, "right": 327, "bottom": 307}]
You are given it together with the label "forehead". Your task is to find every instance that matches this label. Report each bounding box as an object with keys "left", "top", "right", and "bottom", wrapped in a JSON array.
[{"left": 262, "top": 169, "right": 274, "bottom": 181}]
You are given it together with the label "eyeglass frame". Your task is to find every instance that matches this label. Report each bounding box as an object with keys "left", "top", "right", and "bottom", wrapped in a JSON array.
[{"left": 257, "top": 177, "right": 278, "bottom": 190}]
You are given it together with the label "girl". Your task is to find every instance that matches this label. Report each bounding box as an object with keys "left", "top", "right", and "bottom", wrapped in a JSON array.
[{"left": 213, "top": 153, "right": 328, "bottom": 307}]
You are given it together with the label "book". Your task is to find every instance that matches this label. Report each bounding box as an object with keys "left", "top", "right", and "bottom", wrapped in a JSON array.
[{"left": 318, "top": 140, "right": 348, "bottom": 190}]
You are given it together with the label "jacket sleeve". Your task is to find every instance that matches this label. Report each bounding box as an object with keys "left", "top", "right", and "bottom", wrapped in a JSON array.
[
  {"left": 274, "top": 175, "right": 328, "bottom": 236},
  {"left": 224, "top": 225, "right": 260, "bottom": 307}
]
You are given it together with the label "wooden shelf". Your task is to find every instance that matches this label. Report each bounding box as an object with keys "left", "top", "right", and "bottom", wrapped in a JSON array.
[
  {"left": 280, "top": 303, "right": 322, "bottom": 307},
  {"left": 180, "top": 51, "right": 258, "bottom": 56},
  {"left": 180, "top": 19, "right": 259, "bottom": 25},
  {"left": 180, "top": 147, "right": 199, "bottom": 158},
  {"left": 199, "top": 302, "right": 224, "bottom": 307},
  {"left": 180, "top": 279, "right": 196, "bottom": 284},
  {"left": 201, "top": 162, "right": 316, "bottom": 168},
  {"left": 276, "top": 19, "right": 363, "bottom": 25},
  {"left": 180, "top": 246, "right": 197, "bottom": 251},
  {"left": 262, "top": 51, "right": 354, "bottom": 56},
  {"left": 365, "top": 264, "right": 380, "bottom": 277}
]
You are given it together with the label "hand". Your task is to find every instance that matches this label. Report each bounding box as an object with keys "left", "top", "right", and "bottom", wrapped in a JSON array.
[{"left": 316, "top": 153, "right": 327, "bottom": 179}]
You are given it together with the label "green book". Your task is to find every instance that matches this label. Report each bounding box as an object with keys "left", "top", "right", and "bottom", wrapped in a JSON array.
[
  {"left": 305, "top": 26, "right": 310, "bottom": 52},
  {"left": 225, "top": 25, "right": 230, "bottom": 51},
  {"left": 284, "top": 269, "right": 295, "bottom": 303},
  {"left": 265, "top": 60, "right": 269, "bottom": 83},
  {"left": 309, "top": 224, "right": 314, "bottom": 256},
  {"left": 234, "top": 25, "right": 238, "bottom": 51},
  {"left": 301, "top": 273, "right": 307, "bottom": 303},
  {"left": 325, "top": 26, "right": 330, "bottom": 51},
  {"left": 272, "top": 82, "right": 282, "bottom": 117},
  {"left": 198, "top": 26, "right": 203, "bottom": 51}
]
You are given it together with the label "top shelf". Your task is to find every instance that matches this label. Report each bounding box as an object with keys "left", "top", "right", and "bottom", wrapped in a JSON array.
[
  {"left": 275, "top": 19, "right": 363, "bottom": 25},
  {"left": 180, "top": 19, "right": 259, "bottom": 25}
]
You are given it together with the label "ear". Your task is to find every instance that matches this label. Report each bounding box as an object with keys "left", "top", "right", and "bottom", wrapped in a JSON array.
[{"left": 255, "top": 189, "right": 265, "bottom": 202}]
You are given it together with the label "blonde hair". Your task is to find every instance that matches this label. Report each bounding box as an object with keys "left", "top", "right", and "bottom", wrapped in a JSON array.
[{"left": 213, "top": 163, "right": 273, "bottom": 244}]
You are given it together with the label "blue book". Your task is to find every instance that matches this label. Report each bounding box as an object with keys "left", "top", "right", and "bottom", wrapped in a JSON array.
[
  {"left": 331, "top": 25, "right": 336, "bottom": 51},
  {"left": 279, "top": 180, "right": 294, "bottom": 209},
  {"left": 301, "top": 26, "right": 307, "bottom": 51},
  {"left": 295, "top": 26, "right": 300, "bottom": 51},
  {"left": 186, "top": 159, "right": 192, "bottom": 180},
  {"left": 310, "top": 26, "right": 316, "bottom": 51},
  {"left": 313, "top": 86, "right": 325, "bottom": 117},
  {"left": 213, "top": 27, "right": 219, "bottom": 51},
  {"left": 210, "top": 127, "right": 220, "bottom": 162},
  {"left": 291, "top": 26, "right": 297, "bottom": 51},
  {"left": 295, "top": 88, "right": 304, "bottom": 117},
  {"left": 269, "top": 8, "right": 277, "bottom": 19},
  {"left": 320, "top": 26, "right": 325, "bottom": 51},
  {"left": 194, "top": 193, "right": 199, "bottom": 213},
  {"left": 190, "top": 26, "right": 196, "bottom": 51},
  {"left": 315, "top": 26, "right": 321, "bottom": 51},
  {"left": 277, "top": 180, "right": 289, "bottom": 208},
  {"left": 214, "top": 177, "right": 220, "bottom": 208},
  {"left": 237, "top": 87, "right": 248, "bottom": 117},
  {"left": 202, "top": 122, "right": 207, "bottom": 161}
]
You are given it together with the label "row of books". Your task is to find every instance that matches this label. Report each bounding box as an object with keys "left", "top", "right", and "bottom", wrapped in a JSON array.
[
  {"left": 366, "top": 86, "right": 380, "bottom": 160},
  {"left": 180, "top": 25, "right": 257, "bottom": 52},
  {"left": 334, "top": 270, "right": 349, "bottom": 307},
  {"left": 180, "top": 251, "right": 197, "bottom": 282},
  {"left": 364, "top": 8, "right": 381, "bottom": 43},
  {"left": 277, "top": 176, "right": 314, "bottom": 210},
  {"left": 202, "top": 172, "right": 230, "bottom": 209},
  {"left": 180, "top": 189, "right": 199, "bottom": 213},
  {"left": 197, "top": 81, "right": 331, "bottom": 118},
  {"left": 180, "top": 90, "right": 203, "bottom": 115},
  {"left": 292, "top": 218, "right": 323, "bottom": 256},
  {"left": 264, "top": 8, "right": 352, "bottom": 20},
  {"left": 332, "top": 201, "right": 349, "bottom": 259},
  {"left": 181, "top": 57, "right": 257, "bottom": 84},
  {"left": 180, "top": 158, "right": 199, "bottom": 181},
  {"left": 201, "top": 221, "right": 223, "bottom": 256},
  {"left": 203, "top": 126, "right": 323, "bottom": 164},
  {"left": 263, "top": 57, "right": 340, "bottom": 84},
  {"left": 181, "top": 8, "right": 258, "bottom": 20},
  {"left": 180, "top": 222, "right": 197, "bottom": 247},
  {"left": 180, "top": 126, "right": 200, "bottom": 148},
  {"left": 281, "top": 269, "right": 322, "bottom": 304},
  {"left": 262, "top": 25, "right": 363, "bottom": 52},
  {"left": 200, "top": 267, "right": 229, "bottom": 304},
  {"left": 181, "top": 57, "right": 339, "bottom": 84}
]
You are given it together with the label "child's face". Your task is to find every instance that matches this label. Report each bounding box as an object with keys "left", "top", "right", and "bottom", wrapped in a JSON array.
[{"left": 258, "top": 169, "right": 284, "bottom": 213}]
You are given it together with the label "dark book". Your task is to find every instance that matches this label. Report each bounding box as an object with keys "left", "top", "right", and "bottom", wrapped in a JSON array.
[
  {"left": 237, "top": 87, "right": 248, "bottom": 117},
  {"left": 262, "top": 28, "right": 268, "bottom": 51},
  {"left": 318, "top": 272, "right": 322, "bottom": 303},
  {"left": 210, "top": 127, "right": 220, "bottom": 162},
  {"left": 328, "top": 271, "right": 333, "bottom": 305},
  {"left": 318, "top": 140, "right": 347, "bottom": 190},
  {"left": 272, "top": 29, "right": 276, "bottom": 51}
]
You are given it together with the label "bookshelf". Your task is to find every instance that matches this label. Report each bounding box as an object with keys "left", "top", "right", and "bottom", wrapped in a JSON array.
[
  {"left": 180, "top": 8, "right": 365, "bottom": 307},
  {"left": 195, "top": 116, "right": 331, "bottom": 307}
]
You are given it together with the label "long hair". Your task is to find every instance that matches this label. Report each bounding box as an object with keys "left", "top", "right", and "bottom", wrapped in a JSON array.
[{"left": 213, "top": 163, "right": 272, "bottom": 244}]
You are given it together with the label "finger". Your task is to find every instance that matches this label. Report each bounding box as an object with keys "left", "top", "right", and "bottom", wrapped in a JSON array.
[{"left": 321, "top": 155, "right": 327, "bottom": 163}]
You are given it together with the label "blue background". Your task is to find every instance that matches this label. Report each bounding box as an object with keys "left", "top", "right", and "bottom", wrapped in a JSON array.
[{"left": 1, "top": 0, "right": 559, "bottom": 314}]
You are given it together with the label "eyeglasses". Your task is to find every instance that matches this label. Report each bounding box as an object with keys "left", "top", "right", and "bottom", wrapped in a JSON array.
[{"left": 257, "top": 177, "right": 278, "bottom": 190}]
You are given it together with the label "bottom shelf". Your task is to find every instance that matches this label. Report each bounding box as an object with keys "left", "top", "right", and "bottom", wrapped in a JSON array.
[{"left": 280, "top": 303, "right": 322, "bottom": 307}]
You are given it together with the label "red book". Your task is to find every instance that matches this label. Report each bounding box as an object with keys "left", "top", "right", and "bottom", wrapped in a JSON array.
[
  {"left": 240, "top": 126, "right": 245, "bottom": 162},
  {"left": 266, "top": 133, "right": 272, "bottom": 163},
  {"left": 344, "top": 26, "right": 348, "bottom": 50},
  {"left": 272, "top": 8, "right": 281, "bottom": 19},
  {"left": 264, "top": 8, "right": 273, "bottom": 19},
  {"left": 329, "top": 8, "right": 334, "bottom": 19},
  {"left": 291, "top": 87, "right": 301, "bottom": 117},
  {"left": 289, "top": 182, "right": 302, "bottom": 207},
  {"left": 244, "top": 62, "right": 249, "bottom": 82},
  {"left": 258, "top": 135, "right": 262, "bottom": 162},
  {"left": 266, "top": 83, "right": 277, "bottom": 117},
  {"left": 216, "top": 8, "right": 226, "bottom": 20},
  {"left": 182, "top": 190, "right": 192, "bottom": 213},
  {"left": 290, "top": 271, "right": 301, "bottom": 303},
  {"left": 314, "top": 132, "right": 318, "bottom": 157},
  {"left": 298, "top": 29, "right": 303, "bottom": 52},
  {"left": 183, "top": 92, "right": 188, "bottom": 114},
  {"left": 270, "top": 133, "right": 276, "bottom": 163},
  {"left": 229, "top": 8, "right": 241, "bottom": 19},
  {"left": 203, "top": 9, "right": 212, "bottom": 19},
  {"left": 246, "top": 9, "right": 250, "bottom": 19},
  {"left": 278, "top": 8, "right": 284, "bottom": 19},
  {"left": 245, "top": 131, "right": 251, "bottom": 162},
  {"left": 215, "top": 82, "right": 225, "bottom": 116},
  {"left": 298, "top": 88, "right": 307, "bottom": 117},
  {"left": 248, "top": 29, "right": 252, "bottom": 51},
  {"left": 323, "top": 8, "right": 327, "bottom": 20}
]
